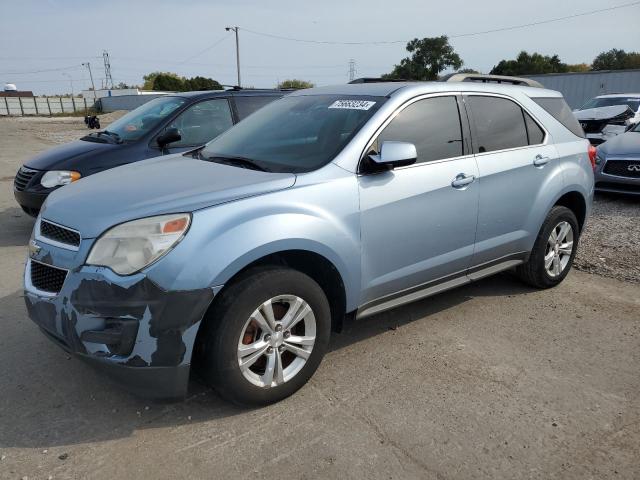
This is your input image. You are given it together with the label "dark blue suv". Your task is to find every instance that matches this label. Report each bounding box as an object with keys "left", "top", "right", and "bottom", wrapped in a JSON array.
[{"left": 14, "top": 89, "right": 285, "bottom": 216}]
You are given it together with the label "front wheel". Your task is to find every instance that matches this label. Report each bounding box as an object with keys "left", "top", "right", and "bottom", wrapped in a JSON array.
[
  {"left": 197, "top": 267, "right": 331, "bottom": 406},
  {"left": 516, "top": 206, "right": 579, "bottom": 289}
]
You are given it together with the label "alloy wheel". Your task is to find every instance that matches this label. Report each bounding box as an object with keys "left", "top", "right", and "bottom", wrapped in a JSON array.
[
  {"left": 237, "top": 295, "right": 316, "bottom": 388},
  {"left": 544, "top": 221, "right": 574, "bottom": 278}
]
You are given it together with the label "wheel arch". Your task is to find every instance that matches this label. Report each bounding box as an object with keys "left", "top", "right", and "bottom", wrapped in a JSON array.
[{"left": 553, "top": 190, "right": 588, "bottom": 233}]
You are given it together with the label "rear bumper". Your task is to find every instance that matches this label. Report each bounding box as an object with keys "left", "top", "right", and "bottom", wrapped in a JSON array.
[{"left": 25, "top": 260, "right": 215, "bottom": 399}]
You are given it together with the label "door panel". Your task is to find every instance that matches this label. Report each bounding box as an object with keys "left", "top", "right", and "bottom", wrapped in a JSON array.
[{"left": 359, "top": 157, "right": 479, "bottom": 304}]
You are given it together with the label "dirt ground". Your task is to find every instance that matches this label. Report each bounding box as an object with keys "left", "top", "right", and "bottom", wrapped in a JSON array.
[{"left": 0, "top": 116, "right": 638, "bottom": 480}]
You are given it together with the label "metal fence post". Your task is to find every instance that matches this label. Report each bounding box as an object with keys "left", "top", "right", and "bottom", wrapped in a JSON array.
[
  {"left": 60, "top": 97, "right": 64, "bottom": 113},
  {"left": 34, "top": 97, "right": 39, "bottom": 115},
  {"left": 84, "top": 97, "right": 87, "bottom": 114},
  {"left": 18, "top": 97, "right": 24, "bottom": 115},
  {"left": 46, "top": 97, "right": 51, "bottom": 115},
  {"left": 71, "top": 96, "right": 76, "bottom": 112},
  {"left": 3, "top": 97, "right": 9, "bottom": 116}
]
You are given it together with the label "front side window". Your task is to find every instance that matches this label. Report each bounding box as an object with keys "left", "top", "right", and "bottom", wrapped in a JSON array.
[
  {"left": 468, "top": 96, "right": 529, "bottom": 153},
  {"left": 165, "top": 99, "right": 233, "bottom": 147},
  {"left": 234, "top": 95, "right": 280, "bottom": 120},
  {"left": 104, "top": 96, "right": 186, "bottom": 141},
  {"left": 376, "top": 96, "right": 463, "bottom": 164},
  {"left": 201, "top": 95, "right": 385, "bottom": 173}
]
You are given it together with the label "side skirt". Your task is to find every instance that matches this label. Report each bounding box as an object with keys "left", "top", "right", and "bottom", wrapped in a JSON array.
[{"left": 355, "top": 253, "right": 527, "bottom": 320}]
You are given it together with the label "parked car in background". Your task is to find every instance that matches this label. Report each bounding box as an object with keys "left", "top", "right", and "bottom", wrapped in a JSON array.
[
  {"left": 14, "top": 89, "right": 286, "bottom": 216},
  {"left": 594, "top": 121, "right": 640, "bottom": 195},
  {"left": 24, "top": 76, "right": 593, "bottom": 405},
  {"left": 574, "top": 93, "right": 640, "bottom": 145}
]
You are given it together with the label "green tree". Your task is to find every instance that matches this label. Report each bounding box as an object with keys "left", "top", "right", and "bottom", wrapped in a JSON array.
[
  {"left": 455, "top": 68, "right": 480, "bottom": 74},
  {"left": 277, "top": 79, "right": 315, "bottom": 89},
  {"left": 592, "top": 49, "right": 640, "bottom": 70},
  {"left": 383, "top": 36, "right": 463, "bottom": 81},
  {"left": 490, "top": 51, "right": 568, "bottom": 76},
  {"left": 566, "top": 63, "right": 591, "bottom": 73},
  {"left": 185, "top": 76, "right": 223, "bottom": 91}
]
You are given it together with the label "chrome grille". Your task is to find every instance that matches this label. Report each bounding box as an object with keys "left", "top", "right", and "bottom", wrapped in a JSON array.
[
  {"left": 30, "top": 260, "right": 67, "bottom": 294},
  {"left": 14, "top": 166, "right": 38, "bottom": 191},
  {"left": 40, "top": 220, "right": 81, "bottom": 247}
]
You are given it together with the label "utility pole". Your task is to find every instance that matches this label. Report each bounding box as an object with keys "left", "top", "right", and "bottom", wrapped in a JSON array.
[
  {"left": 103, "top": 50, "right": 114, "bottom": 89},
  {"left": 82, "top": 62, "right": 97, "bottom": 100},
  {"left": 348, "top": 59, "right": 357, "bottom": 82},
  {"left": 225, "top": 26, "right": 241, "bottom": 87}
]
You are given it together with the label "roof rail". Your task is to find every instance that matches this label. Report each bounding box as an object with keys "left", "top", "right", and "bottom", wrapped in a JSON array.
[
  {"left": 348, "top": 77, "right": 410, "bottom": 84},
  {"left": 442, "top": 73, "right": 544, "bottom": 88}
]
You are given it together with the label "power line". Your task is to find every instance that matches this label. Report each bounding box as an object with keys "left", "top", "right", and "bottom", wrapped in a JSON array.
[
  {"left": 240, "top": 1, "right": 640, "bottom": 45},
  {"left": 177, "top": 33, "right": 231, "bottom": 65},
  {"left": 0, "top": 64, "right": 83, "bottom": 75}
]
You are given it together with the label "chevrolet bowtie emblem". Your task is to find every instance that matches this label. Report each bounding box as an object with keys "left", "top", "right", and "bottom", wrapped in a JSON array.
[{"left": 28, "top": 240, "right": 41, "bottom": 257}]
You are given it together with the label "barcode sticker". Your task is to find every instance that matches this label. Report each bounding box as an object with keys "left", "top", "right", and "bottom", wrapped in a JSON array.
[{"left": 328, "top": 100, "right": 376, "bottom": 110}]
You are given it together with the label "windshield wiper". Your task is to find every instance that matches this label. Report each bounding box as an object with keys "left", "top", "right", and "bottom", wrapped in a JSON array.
[
  {"left": 100, "top": 130, "right": 123, "bottom": 143},
  {"left": 201, "top": 154, "right": 270, "bottom": 172}
]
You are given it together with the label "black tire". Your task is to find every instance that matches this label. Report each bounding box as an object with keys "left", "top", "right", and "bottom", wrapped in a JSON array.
[
  {"left": 197, "top": 267, "right": 331, "bottom": 406},
  {"left": 516, "top": 206, "right": 579, "bottom": 289}
]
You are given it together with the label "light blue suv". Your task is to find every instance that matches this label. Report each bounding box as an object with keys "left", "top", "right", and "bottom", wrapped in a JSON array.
[{"left": 24, "top": 77, "right": 594, "bottom": 405}]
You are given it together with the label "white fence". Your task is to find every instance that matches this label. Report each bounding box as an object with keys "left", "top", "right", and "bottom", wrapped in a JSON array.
[{"left": 0, "top": 96, "right": 91, "bottom": 116}]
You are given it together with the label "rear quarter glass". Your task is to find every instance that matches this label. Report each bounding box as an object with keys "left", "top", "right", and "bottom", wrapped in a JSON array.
[{"left": 533, "top": 97, "right": 585, "bottom": 139}]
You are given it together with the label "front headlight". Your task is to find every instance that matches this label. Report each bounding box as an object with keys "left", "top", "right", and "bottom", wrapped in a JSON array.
[
  {"left": 41, "top": 170, "right": 81, "bottom": 188},
  {"left": 86, "top": 213, "right": 191, "bottom": 275}
]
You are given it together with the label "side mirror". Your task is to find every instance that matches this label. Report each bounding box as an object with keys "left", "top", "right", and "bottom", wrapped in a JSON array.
[
  {"left": 157, "top": 127, "right": 181, "bottom": 149},
  {"left": 369, "top": 141, "right": 417, "bottom": 169}
]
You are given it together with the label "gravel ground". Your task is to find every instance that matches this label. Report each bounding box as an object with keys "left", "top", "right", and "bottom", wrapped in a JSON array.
[{"left": 575, "top": 194, "right": 640, "bottom": 283}]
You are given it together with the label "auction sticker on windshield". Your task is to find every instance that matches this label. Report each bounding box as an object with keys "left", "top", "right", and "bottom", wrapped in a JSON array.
[{"left": 329, "top": 100, "right": 376, "bottom": 110}]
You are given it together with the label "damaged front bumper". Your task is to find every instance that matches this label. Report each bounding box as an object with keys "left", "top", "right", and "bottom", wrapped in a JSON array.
[{"left": 24, "top": 256, "right": 215, "bottom": 399}]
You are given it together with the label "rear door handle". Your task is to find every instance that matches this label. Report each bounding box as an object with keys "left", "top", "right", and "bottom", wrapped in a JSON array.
[
  {"left": 533, "top": 154, "right": 550, "bottom": 167},
  {"left": 451, "top": 173, "right": 475, "bottom": 189}
]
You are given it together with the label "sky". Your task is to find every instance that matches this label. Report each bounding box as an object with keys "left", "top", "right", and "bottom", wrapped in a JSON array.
[{"left": 1, "top": 0, "right": 639, "bottom": 95}]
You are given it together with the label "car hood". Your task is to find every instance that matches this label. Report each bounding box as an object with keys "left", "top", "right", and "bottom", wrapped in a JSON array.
[
  {"left": 41, "top": 154, "right": 296, "bottom": 238},
  {"left": 574, "top": 105, "right": 633, "bottom": 122},
  {"left": 24, "top": 139, "right": 117, "bottom": 171},
  {"left": 599, "top": 131, "right": 640, "bottom": 156}
]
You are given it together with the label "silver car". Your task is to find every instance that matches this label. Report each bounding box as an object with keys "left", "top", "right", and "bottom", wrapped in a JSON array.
[
  {"left": 25, "top": 77, "right": 594, "bottom": 405},
  {"left": 595, "top": 122, "right": 640, "bottom": 194}
]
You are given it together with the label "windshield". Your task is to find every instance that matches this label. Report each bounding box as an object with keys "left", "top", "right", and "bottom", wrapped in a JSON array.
[
  {"left": 580, "top": 97, "right": 640, "bottom": 112},
  {"left": 201, "top": 95, "right": 386, "bottom": 173},
  {"left": 102, "top": 96, "right": 187, "bottom": 141}
]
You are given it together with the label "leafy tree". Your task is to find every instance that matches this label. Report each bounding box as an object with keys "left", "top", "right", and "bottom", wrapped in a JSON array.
[
  {"left": 591, "top": 49, "right": 640, "bottom": 70},
  {"left": 142, "top": 72, "right": 222, "bottom": 91},
  {"left": 383, "top": 36, "right": 463, "bottom": 81},
  {"left": 490, "top": 51, "right": 568, "bottom": 76},
  {"left": 185, "top": 76, "right": 223, "bottom": 91},
  {"left": 566, "top": 63, "right": 591, "bottom": 73},
  {"left": 277, "top": 79, "right": 315, "bottom": 89},
  {"left": 455, "top": 68, "right": 480, "bottom": 74}
]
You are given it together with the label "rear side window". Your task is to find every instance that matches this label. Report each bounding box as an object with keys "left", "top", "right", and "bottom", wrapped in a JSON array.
[
  {"left": 234, "top": 96, "right": 280, "bottom": 120},
  {"left": 532, "top": 97, "right": 585, "bottom": 138},
  {"left": 377, "top": 96, "right": 463, "bottom": 163},
  {"left": 467, "top": 96, "right": 528, "bottom": 153},
  {"left": 524, "top": 111, "right": 545, "bottom": 145}
]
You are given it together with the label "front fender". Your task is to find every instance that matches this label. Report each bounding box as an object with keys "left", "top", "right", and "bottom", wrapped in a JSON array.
[{"left": 145, "top": 171, "right": 362, "bottom": 311}]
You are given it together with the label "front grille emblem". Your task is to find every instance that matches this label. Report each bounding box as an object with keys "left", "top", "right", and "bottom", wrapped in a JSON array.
[{"left": 628, "top": 164, "right": 640, "bottom": 172}]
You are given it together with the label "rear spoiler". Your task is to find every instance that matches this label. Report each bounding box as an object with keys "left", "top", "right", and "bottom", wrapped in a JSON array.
[{"left": 441, "top": 73, "right": 544, "bottom": 88}]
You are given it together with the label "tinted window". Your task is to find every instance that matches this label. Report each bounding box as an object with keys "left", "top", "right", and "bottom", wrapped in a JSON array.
[
  {"left": 377, "top": 96, "right": 463, "bottom": 163},
  {"left": 468, "top": 96, "right": 528, "bottom": 153},
  {"left": 166, "top": 99, "right": 233, "bottom": 147},
  {"left": 533, "top": 97, "right": 585, "bottom": 138},
  {"left": 104, "top": 96, "right": 186, "bottom": 141},
  {"left": 234, "top": 95, "right": 280, "bottom": 120},
  {"left": 580, "top": 97, "right": 640, "bottom": 111},
  {"left": 201, "top": 95, "right": 385, "bottom": 173},
  {"left": 524, "top": 111, "right": 545, "bottom": 145}
]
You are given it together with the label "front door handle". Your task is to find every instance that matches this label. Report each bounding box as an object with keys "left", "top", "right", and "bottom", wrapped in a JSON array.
[
  {"left": 451, "top": 173, "right": 475, "bottom": 189},
  {"left": 533, "top": 154, "right": 550, "bottom": 167}
]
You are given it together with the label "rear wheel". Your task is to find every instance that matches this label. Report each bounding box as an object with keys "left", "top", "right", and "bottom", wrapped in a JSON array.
[
  {"left": 516, "top": 206, "right": 579, "bottom": 289},
  {"left": 198, "top": 267, "right": 331, "bottom": 406}
]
